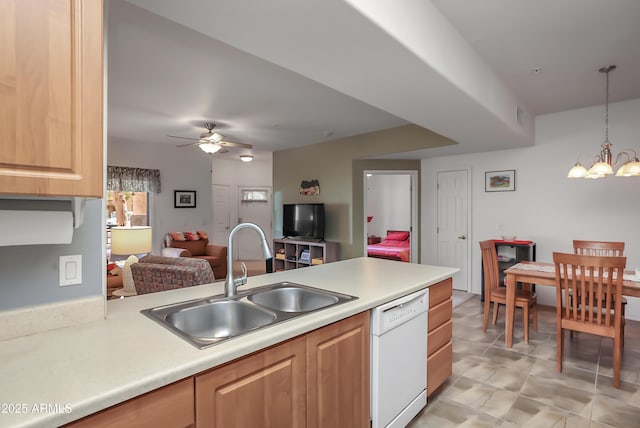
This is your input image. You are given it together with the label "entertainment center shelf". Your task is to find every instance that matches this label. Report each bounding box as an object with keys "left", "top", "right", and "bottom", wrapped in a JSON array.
[{"left": 273, "top": 238, "right": 339, "bottom": 271}]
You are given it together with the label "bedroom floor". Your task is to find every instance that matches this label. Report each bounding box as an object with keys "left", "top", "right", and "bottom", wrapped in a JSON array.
[{"left": 408, "top": 292, "right": 640, "bottom": 427}]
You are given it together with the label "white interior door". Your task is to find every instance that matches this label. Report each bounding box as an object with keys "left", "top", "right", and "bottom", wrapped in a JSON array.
[
  {"left": 237, "top": 187, "right": 272, "bottom": 261},
  {"left": 437, "top": 170, "right": 470, "bottom": 291},
  {"left": 212, "top": 185, "right": 231, "bottom": 246}
]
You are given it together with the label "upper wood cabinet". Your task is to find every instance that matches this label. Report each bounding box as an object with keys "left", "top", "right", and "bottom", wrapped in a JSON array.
[{"left": 0, "top": 0, "right": 103, "bottom": 197}]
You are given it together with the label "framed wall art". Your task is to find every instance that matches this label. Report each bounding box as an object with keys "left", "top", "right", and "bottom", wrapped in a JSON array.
[
  {"left": 174, "top": 190, "right": 196, "bottom": 208},
  {"left": 485, "top": 170, "right": 515, "bottom": 192}
]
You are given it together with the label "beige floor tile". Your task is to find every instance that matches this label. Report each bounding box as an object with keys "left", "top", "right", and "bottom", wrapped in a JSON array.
[
  {"left": 591, "top": 394, "right": 640, "bottom": 426},
  {"left": 595, "top": 374, "right": 640, "bottom": 407},
  {"left": 501, "top": 396, "right": 592, "bottom": 427},
  {"left": 411, "top": 293, "right": 640, "bottom": 427},
  {"left": 407, "top": 398, "right": 506, "bottom": 428}
]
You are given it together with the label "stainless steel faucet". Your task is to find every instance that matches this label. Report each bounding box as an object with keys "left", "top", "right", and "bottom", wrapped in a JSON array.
[{"left": 224, "top": 222, "right": 274, "bottom": 297}]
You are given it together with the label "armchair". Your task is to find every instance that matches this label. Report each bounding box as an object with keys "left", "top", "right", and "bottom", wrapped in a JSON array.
[{"left": 162, "top": 231, "right": 228, "bottom": 280}]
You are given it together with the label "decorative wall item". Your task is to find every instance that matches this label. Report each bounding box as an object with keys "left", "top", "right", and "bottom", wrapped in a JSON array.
[
  {"left": 299, "top": 179, "right": 320, "bottom": 195},
  {"left": 485, "top": 170, "right": 516, "bottom": 192},
  {"left": 174, "top": 190, "right": 197, "bottom": 208}
]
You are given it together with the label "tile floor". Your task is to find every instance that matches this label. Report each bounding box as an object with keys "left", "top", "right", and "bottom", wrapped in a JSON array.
[{"left": 408, "top": 291, "right": 640, "bottom": 427}]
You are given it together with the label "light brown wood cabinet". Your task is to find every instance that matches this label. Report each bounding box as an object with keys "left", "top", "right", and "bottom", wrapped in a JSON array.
[
  {"left": 427, "top": 278, "right": 453, "bottom": 397},
  {"left": 0, "top": 0, "right": 103, "bottom": 197},
  {"left": 196, "top": 312, "right": 370, "bottom": 428},
  {"left": 64, "top": 378, "right": 195, "bottom": 428},
  {"left": 195, "top": 336, "right": 307, "bottom": 427},
  {"left": 306, "top": 311, "right": 370, "bottom": 428}
]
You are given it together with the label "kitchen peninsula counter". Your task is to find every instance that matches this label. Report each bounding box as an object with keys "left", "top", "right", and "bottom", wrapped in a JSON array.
[{"left": 0, "top": 257, "right": 457, "bottom": 427}]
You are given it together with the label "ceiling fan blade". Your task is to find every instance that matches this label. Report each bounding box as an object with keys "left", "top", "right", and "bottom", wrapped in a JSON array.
[
  {"left": 176, "top": 141, "right": 203, "bottom": 148},
  {"left": 218, "top": 147, "right": 230, "bottom": 154},
  {"left": 219, "top": 140, "right": 253, "bottom": 149},
  {"left": 168, "top": 135, "right": 200, "bottom": 141}
]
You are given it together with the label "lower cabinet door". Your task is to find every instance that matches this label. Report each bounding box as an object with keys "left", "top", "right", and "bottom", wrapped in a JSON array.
[
  {"left": 195, "top": 336, "right": 306, "bottom": 427},
  {"left": 306, "top": 312, "right": 370, "bottom": 428},
  {"left": 64, "top": 378, "right": 194, "bottom": 428},
  {"left": 427, "top": 341, "right": 453, "bottom": 397}
]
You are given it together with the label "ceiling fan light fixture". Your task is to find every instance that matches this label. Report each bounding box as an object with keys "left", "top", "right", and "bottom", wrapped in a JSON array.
[
  {"left": 239, "top": 154, "right": 254, "bottom": 162},
  {"left": 199, "top": 143, "right": 222, "bottom": 154}
]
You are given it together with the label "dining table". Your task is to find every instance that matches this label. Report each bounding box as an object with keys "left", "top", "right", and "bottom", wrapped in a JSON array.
[{"left": 503, "top": 261, "right": 640, "bottom": 348}]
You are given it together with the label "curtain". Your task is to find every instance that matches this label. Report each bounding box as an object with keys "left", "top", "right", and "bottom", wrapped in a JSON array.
[{"left": 107, "top": 166, "right": 161, "bottom": 193}]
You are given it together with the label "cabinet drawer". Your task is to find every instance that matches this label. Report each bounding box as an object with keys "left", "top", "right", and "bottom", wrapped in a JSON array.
[
  {"left": 427, "top": 320, "right": 452, "bottom": 356},
  {"left": 427, "top": 341, "right": 453, "bottom": 397},
  {"left": 428, "top": 298, "right": 452, "bottom": 333},
  {"left": 65, "top": 378, "right": 194, "bottom": 427},
  {"left": 429, "top": 278, "right": 452, "bottom": 308}
]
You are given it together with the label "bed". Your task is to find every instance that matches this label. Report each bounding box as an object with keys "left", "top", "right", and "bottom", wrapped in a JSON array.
[{"left": 367, "top": 230, "right": 411, "bottom": 262}]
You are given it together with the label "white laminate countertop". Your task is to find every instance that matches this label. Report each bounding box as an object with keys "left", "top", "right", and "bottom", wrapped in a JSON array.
[{"left": 0, "top": 257, "right": 457, "bottom": 427}]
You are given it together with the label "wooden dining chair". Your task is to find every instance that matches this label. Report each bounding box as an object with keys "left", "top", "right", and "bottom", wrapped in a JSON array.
[
  {"left": 552, "top": 252, "right": 626, "bottom": 388},
  {"left": 480, "top": 240, "right": 537, "bottom": 343},
  {"left": 573, "top": 240, "right": 624, "bottom": 256},
  {"left": 573, "top": 240, "right": 627, "bottom": 345}
]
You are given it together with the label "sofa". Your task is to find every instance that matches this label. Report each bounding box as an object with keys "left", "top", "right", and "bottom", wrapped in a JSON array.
[
  {"left": 162, "top": 231, "right": 228, "bottom": 280},
  {"left": 130, "top": 255, "right": 215, "bottom": 295}
]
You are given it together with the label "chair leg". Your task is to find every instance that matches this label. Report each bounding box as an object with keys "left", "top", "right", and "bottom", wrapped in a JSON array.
[
  {"left": 483, "top": 297, "right": 491, "bottom": 332},
  {"left": 492, "top": 302, "right": 500, "bottom": 325},
  {"left": 556, "top": 326, "right": 564, "bottom": 373},
  {"left": 613, "top": 335, "right": 622, "bottom": 388},
  {"left": 523, "top": 304, "right": 529, "bottom": 344},
  {"left": 532, "top": 303, "right": 538, "bottom": 333},
  {"left": 621, "top": 304, "right": 626, "bottom": 349}
]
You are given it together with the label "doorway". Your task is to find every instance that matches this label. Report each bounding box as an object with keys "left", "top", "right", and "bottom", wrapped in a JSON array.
[
  {"left": 363, "top": 170, "right": 418, "bottom": 263},
  {"left": 436, "top": 170, "right": 470, "bottom": 291}
]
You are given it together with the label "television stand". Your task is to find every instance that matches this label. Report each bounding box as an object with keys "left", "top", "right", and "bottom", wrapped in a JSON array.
[{"left": 273, "top": 238, "right": 338, "bottom": 271}]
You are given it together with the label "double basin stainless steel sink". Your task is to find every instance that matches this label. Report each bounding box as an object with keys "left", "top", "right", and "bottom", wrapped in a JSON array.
[{"left": 141, "top": 282, "right": 357, "bottom": 349}]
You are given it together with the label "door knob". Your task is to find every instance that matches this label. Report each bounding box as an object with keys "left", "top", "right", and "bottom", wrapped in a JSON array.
[{"left": 457, "top": 235, "right": 467, "bottom": 240}]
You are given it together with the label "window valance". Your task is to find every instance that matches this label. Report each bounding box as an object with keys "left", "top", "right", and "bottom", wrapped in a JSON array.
[{"left": 107, "top": 166, "right": 161, "bottom": 193}]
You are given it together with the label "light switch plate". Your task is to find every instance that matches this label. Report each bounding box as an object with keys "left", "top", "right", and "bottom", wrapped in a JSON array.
[{"left": 59, "top": 255, "right": 82, "bottom": 286}]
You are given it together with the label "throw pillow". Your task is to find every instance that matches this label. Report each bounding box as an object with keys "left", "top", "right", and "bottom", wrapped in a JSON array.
[
  {"left": 170, "top": 231, "right": 187, "bottom": 241},
  {"left": 197, "top": 230, "right": 208, "bottom": 240},
  {"left": 185, "top": 231, "right": 201, "bottom": 241},
  {"left": 386, "top": 231, "right": 410, "bottom": 241}
]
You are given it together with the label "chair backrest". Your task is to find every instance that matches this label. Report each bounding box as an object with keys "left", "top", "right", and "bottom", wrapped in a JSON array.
[
  {"left": 573, "top": 240, "right": 624, "bottom": 256},
  {"left": 552, "top": 252, "right": 626, "bottom": 333},
  {"left": 479, "top": 240, "right": 500, "bottom": 296}
]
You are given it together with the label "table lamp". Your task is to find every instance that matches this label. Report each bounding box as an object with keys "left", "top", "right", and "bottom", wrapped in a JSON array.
[{"left": 110, "top": 226, "right": 152, "bottom": 297}]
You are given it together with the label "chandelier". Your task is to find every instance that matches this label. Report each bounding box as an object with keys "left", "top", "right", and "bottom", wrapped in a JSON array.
[{"left": 567, "top": 65, "right": 640, "bottom": 179}]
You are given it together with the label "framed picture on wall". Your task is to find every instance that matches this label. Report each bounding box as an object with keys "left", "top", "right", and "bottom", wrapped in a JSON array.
[
  {"left": 174, "top": 190, "right": 196, "bottom": 208},
  {"left": 485, "top": 170, "right": 515, "bottom": 192}
]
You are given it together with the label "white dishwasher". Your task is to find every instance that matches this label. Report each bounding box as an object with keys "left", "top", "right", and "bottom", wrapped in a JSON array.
[{"left": 371, "top": 289, "right": 428, "bottom": 428}]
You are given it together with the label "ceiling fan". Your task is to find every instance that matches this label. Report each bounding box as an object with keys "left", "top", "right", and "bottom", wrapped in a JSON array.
[{"left": 168, "top": 122, "right": 252, "bottom": 154}]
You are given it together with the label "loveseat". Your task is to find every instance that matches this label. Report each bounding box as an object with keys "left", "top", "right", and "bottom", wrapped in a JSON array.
[
  {"left": 162, "top": 231, "right": 228, "bottom": 280},
  {"left": 130, "top": 255, "right": 215, "bottom": 295}
]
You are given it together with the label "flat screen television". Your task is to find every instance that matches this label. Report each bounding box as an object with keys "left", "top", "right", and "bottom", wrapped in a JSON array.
[{"left": 283, "top": 203, "right": 325, "bottom": 240}]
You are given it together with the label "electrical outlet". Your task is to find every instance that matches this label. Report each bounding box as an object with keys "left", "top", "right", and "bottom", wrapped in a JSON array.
[{"left": 59, "top": 255, "right": 82, "bottom": 286}]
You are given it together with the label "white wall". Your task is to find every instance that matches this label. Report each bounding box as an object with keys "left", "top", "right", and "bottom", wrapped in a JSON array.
[
  {"left": 108, "top": 138, "right": 213, "bottom": 253},
  {"left": 366, "top": 174, "right": 411, "bottom": 237},
  {"left": 421, "top": 98, "right": 640, "bottom": 320}
]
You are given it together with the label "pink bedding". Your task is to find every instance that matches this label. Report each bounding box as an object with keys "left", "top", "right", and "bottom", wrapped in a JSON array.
[{"left": 367, "top": 237, "right": 410, "bottom": 263}]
